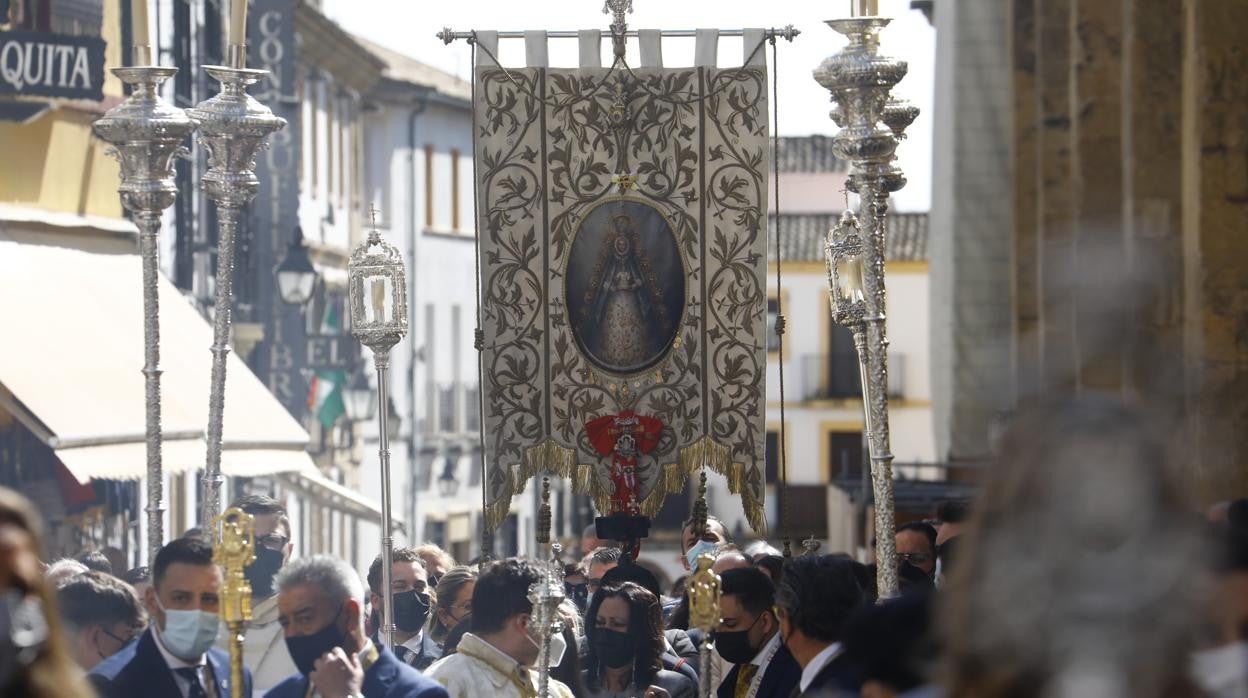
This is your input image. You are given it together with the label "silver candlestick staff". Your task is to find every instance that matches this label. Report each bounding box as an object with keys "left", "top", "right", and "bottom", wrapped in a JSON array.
[
  {"left": 93, "top": 53, "right": 196, "bottom": 565},
  {"left": 348, "top": 214, "right": 409, "bottom": 649},
  {"left": 529, "top": 477, "right": 565, "bottom": 697},
  {"left": 815, "top": 6, "right": 917, "bottom": 600},
  {"left": 188, "top": 45, "right": 286, "bottom": 525}
]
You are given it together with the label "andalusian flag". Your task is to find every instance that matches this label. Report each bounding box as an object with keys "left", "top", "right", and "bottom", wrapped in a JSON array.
[{"left": 307, "top": 304, "right": 347, "bottom": 428}]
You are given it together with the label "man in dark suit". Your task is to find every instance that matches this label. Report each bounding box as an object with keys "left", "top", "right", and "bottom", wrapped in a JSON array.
[
  {"left": 90, "top": 537, "right": 251, "bottom": 698},
  {"left": 366, "top": 547, "right": 441, "bottom": 671},
  {"left": 774, "top": 556, "right": 864, "bottom": 697},
  {"left": 264, "top": 554, "right": 448, "bottom": 698},
  {"left": 715, "top": 568, "right": 800, "bottom": 698}
]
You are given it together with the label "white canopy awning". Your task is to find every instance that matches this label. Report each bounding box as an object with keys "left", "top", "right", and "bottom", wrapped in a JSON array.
[
  {"left": 0, "top": 235, "right": 316, "bottom": 483},
  {"left": 273, "top": 470, "right": 385, "bottom": 524}
]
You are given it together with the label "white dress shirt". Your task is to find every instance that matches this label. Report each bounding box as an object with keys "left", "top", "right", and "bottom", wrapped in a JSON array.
[
  {"left": 799, "top": 642, "right": 842, "bottom": 694},
  {"left": 153, "top": 625, "right": 210, "bottom": 698}
]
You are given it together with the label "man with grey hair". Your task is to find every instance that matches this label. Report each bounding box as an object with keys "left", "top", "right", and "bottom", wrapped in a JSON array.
[{"left": 265, "top": 555, "right": 447, "bottom": 698}]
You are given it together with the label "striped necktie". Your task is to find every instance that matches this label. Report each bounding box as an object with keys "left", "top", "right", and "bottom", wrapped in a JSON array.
[{"left": 735, "top": 663, "right": 759, "bottom": 698}]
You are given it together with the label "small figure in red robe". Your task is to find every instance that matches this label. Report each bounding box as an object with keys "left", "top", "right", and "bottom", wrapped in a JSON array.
[{"left": 585, "top": 410, "right": 663, "bottom": 516}]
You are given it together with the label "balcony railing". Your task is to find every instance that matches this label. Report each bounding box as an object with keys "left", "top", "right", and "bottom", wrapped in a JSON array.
[{"left": 798, "top": 352, "right": 906, "bottom": 401}]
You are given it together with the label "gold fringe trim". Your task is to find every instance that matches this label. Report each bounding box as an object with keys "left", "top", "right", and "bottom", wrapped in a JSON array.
[{"left": 485, "top": 436, "right": 768, "bottom": 537}]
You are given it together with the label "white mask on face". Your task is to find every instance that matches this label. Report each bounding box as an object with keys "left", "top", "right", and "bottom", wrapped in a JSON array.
[
  {"left": 155, "top": 598, "right": 219, "bottom": 661},
  {"left": 546, "top": 632, "right": 568, "bottom": 668},
  {"left": 1191, "top": 642, "right": 1248, "bottom": 698},
  {"left": 685, "top": 539, "right": 717, "bottom": 570}
]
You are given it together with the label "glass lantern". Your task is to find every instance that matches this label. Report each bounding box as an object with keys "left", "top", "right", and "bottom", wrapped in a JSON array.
[
  {"left": 825, "top": 209, "right": 867, "bottom": 327},
  {"left": 348, "top": 227, "right": 408, "bottom": 352}
]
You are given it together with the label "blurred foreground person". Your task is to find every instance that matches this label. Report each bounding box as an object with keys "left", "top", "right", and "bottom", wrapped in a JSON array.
[
  {"left": 715, "top": 568, "right": 799, "bottom": 698},
  {"left": 217, "top": 494, "right": 296, "bottom": 696},
  {"left": 775, "top": 555, "right": 864, "bottom": 696},
  {"left": 57, "top": 571, "right": 146, "bottom": 670},
  {"left": 583, "top": 582, "right": 695, "bottom": 698},
  {"left": 91, "top": 536, "right": 245, "bottom": 698},
  {"left": 426, "top": 559, "right": 573, "bottom": 698},
  {"left": 267, "top": 555, "right": 446, "bottom": 698},
  {"left": 0, "top": 486, "right": 94, "bottom": 698},
  {"left": 941, "top": 396, "right": 1207, "bottom": 698},
  {"left": 428, "top": 567, "right": 476, "bottom": 654},
  {"left": 841, "top": 592, "right": 934, "bottom": 698}
]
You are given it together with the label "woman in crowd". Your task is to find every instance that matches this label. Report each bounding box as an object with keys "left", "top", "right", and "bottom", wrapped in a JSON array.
[
  {"left": 0, "top": 486, "right": 94, "bottom": 698},
  {"left": 583, "top": 582, "right": 695, "bottom": 698},
  {"left": 429, "top": 566, "right": 476, "bottom": 652}
]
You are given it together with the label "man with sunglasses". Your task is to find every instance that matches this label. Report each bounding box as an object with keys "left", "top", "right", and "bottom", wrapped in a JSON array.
[
  {"left": 219, "top": 494, "right": 297, "bottom": 696},
  {"left": 58, "top": 571, "right": 147, "bottom": 671},
  {"left": 895, "top": 522, "right": 938, "bottom": 580}
]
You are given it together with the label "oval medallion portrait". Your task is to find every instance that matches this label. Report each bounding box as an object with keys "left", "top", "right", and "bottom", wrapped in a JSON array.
[{"left": 566, "top": 200, "right": 686, "bottom": 375}]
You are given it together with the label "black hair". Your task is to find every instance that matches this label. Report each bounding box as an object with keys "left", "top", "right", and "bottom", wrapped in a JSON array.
[
  {"left": 585, "top": 582, "right": 664, "bottom": 691},
  {"left": 121, "top": 566, "right": 150, "bottom": 587},
  {"left": 776, "top": 555, "right": 863, "bottom": 644},
  {"left": 897, "top": 521, "right": 938, "bottom": 557},
  {"left": 936, "top": 499, "right": 971, "bottom": 525},
  {"left": 843, "top": 592, "right": 934, "bottom": 692},
  {"left": 1228, "top": 499, "right": 1248, "bottom": 533},
  {"left": 754, "top": 554, "right": 785, "bottom": 584},
  {"left": 720, "top": 567, "right": 775, "bottom": 617},
  {"left": 56, "top": 571, "right": 146, "bottom": 632},
  {"left": 152, "top": 537, "right": 215, "bottom": 589},
  {"left": 471, "top": 558, "right": 542, "bottom": 634},
  {"left": 231, "top": 494, "right": 289, "bottom": 536},
  {"left": 366, "top": 546, "right": 424, "bottom": 595},
  {"left": 600, "top": 561, "right": 661, "bottom": 599},
  {"left": 74, "top": 550, "right": 113, "bottom": 576}
]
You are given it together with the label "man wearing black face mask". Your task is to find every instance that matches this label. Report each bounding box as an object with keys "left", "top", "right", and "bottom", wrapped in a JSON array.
[
  {"left": 217, "top": 494, "right": 295, "bottom": 697},
  {"left": 714, "top": 568, "right": 800, "bottom": 698},
  {"left": 267, "top": 555, "right": 447, "bottom": 698},
  {"left": 366, "top": 548, "right": 438, "bottom": 671}
]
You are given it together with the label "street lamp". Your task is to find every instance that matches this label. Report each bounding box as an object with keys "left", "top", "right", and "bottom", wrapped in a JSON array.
[
  {"left": 437, "top": 457, "right": 460, "bottom": 498},
  {"left": 347, "top": 216, "right": 408, "bottom": 650},
  {"left": 276, "top": 227, "right": 318, "bottom": 306},
  {"left": 342, "top": 365, "right": 377, "bottom": 423}
]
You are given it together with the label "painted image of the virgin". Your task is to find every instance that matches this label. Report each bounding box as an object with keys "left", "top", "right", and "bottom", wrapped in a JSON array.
[{"left": 566, "top": 201, "right": 686, "bottom": 374}]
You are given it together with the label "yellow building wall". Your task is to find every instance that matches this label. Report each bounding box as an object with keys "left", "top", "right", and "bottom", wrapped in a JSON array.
[{"left": 0, "top": 0, "right": 125, "bottom": 218}]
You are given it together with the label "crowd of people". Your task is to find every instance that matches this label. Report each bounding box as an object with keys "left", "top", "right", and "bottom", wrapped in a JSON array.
[{"left": 1, "top": 397, "right": 1246, "bottom": 697}]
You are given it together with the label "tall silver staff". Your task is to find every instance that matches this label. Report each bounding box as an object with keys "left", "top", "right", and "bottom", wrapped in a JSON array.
[
  {"left": 189, "top": 42, "right": 286, "bottom": 525},
  {"left": 816, "top": 1, "right": 918, "bottom": 599},
  {"left": 93, "top": 43, "right": 196, "bottom": 564},
  {"left": 347, "top": 214, "right": 409, "bottom": 649}
]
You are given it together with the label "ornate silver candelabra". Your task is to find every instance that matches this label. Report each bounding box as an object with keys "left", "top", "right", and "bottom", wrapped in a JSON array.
[
  {"left": 348, "top": 217, "right": 409, "bottom": 649},
  {"left": 93, "top": 60, "right": 196, "bottom": 564},
  {"left": 816, "top": 11, "right": 917, "bottom": 599},
  {"left": 529, "top": 478, "right": 565, "bottom": 697},
  {"left": 188, "top": 47, "right": 286, "bottom": 525}
]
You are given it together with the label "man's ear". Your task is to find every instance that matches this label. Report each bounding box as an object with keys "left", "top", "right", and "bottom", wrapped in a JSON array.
[
  {"left": 144, "top": 585, "right": 160, "bottom": 621},
  {"left": 514, "top": 612, "right": 532, "bottom": 633},
  {"left": 344, "top": 598, "right": 363, "bottom": 632}
]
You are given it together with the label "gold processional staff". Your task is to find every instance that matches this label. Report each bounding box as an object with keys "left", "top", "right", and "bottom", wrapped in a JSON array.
[
  {"left": 214, "top": 506, "right": 256, "bottom": 698},
  {"left": 688, "top": 553, "right": 722, "bottom": 698}
]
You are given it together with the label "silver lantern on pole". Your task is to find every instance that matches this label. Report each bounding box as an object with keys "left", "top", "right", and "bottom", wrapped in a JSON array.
[
  {"left": 815, "top": 2, "right": 918, "bottom": 599},
  {"left": 92, "top": 46, "right": 196, "bottom": 565},
  {"left": 347, "top": 214, "right": 409, "bottom": 649},
  {"left": 188, "top": 44, "right": 286, "bottom": 525}
]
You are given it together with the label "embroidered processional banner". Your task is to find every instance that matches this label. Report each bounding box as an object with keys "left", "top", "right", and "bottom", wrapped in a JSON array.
[{"left": 475, "top": 31, "right": 769, "bottom": 534}]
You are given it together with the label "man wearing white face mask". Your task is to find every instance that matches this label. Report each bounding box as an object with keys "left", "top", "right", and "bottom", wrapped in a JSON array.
[{"left": 91, "top": 537, "right": 250, "bottom": 698}]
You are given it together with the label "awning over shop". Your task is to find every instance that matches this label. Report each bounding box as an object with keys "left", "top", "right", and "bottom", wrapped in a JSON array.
[
  {"left": 273, "top": 470, "right": 384, "bottom": 524},
  {"left": 0, "top": 233, "right": 316, "bottom": 483}
]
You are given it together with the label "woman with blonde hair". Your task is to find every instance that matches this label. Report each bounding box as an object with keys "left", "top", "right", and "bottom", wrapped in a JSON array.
[
  {"left": 428, "top": 566, "right": 476, "bottom": 651},
  {"left": 940, "top": 397, "right": 1207, "bottom": 698},
  {"left": 0, "top": 486, "right": 95, "bottom": 697}
]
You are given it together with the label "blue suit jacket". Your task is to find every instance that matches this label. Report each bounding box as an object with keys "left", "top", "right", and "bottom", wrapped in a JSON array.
[
  {"left": 718, "top": 643, "right": 802, "bottom": 698},
  {"left": 374, "top": 632, "right": 443, "bottom": 672},
  {"left": 90, "top": 628, "right": 251, "bottom": 698},
  {"left": 264, "top": 646, "right": 448, "bottom": 698}
]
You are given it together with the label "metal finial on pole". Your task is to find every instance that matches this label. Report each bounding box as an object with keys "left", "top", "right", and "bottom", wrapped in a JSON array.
[
  {"left": 815, "top": 9, "right": 915, "bottom": 599},
  {"left": 603, "top": 0, "right": 633, "bottom": 59},
  {"left": 93, "top": 64, "right": 195, "bottom": 564},
  {"left": 347, "top": 224, "right": 409, "bottom": 648}
]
